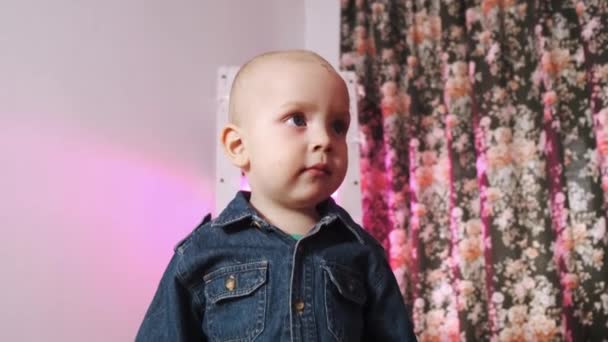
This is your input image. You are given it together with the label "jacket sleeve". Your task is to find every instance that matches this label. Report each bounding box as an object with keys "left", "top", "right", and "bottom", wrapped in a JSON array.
[
  {"left": 364, "top": 250, "right": 417, "bottom": 341},
  {"left": 136, "top": 252, "right": 205, "bottom": 341}
]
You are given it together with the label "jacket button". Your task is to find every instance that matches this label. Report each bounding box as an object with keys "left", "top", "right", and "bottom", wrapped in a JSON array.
[
  {"left": 225, "top": 275, "right": 236, "bottom": 291},
  {"left": 252, "top": 220, "right": 261, "bottom": 228},
  {"left": 294, "top": 300, "right": 305, "bottom": 313}
]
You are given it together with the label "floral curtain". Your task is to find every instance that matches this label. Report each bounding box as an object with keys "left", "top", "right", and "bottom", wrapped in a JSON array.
[{"left": 340, "top": 0, "right": 608, "bottom": 340}]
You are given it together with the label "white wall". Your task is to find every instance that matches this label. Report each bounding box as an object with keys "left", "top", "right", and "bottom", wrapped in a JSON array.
[
  {"left": 0, "top": 1, "right": 311, "bottom": 340},
  {"left": 305, "top": 0, "right": 340, "bottom": 68}
]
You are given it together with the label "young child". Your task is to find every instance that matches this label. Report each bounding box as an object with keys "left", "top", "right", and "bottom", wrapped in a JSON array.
[{"left": 136, "top": 50, "right": 417, "bottom": 341}]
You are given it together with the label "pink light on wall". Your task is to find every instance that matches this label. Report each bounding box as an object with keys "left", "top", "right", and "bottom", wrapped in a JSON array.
[
  {"left": 240, "top": 172, "right": 251, "bottom": 191},
  {"left": 331, "top": 189, "right": 339, "bottom": 201},
  {"left": 1, "top": 120, "right": 214, "bottom": 341}
]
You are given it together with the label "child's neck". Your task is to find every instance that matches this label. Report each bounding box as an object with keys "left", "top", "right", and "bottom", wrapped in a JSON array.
[{"left": 249, "top": 193, "right": 319, "bottom": 236}]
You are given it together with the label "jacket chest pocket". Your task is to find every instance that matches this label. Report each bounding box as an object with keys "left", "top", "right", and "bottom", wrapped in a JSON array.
[
  {"left": 203, "top": 260, "right": 268, "bottom": 342},
  {"left": 322, "top": 263, "right": 367, "bottom": 342}
]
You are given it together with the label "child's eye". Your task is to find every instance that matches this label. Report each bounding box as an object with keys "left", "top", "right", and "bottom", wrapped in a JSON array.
[
  {"left": 286, "top": 113, "right": 307, "bottom": 127},
  {"left": 332, "top": 119, "right": 348, "bottom": 135}
]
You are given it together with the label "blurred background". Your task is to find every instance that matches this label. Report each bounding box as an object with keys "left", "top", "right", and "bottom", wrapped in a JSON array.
[{"left": 0, "top": 0, "right": 338, "bottom": 340}]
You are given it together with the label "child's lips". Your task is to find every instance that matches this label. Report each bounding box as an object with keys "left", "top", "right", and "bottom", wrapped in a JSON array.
[{"left": 303, "top": 164, "right": 331, "bottom": 175}]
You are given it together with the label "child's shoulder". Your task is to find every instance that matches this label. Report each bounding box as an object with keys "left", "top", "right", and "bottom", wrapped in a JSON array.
[
  {"left": 349, "top": 221, "right": 388, "bottom": 258},
  {"left": 172, "top": 210, "right": 250, "bottom": 257},
  {"left": 330, "top": 205, "right": 388, "bottom": 257},
  {"left": 173, "top": 213, "right": 214, "bottom": 255}
]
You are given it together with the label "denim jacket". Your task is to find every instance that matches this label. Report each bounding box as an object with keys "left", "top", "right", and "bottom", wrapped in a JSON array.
[{"left": 136, "top": 191, "right": 417, "bottom": 341}]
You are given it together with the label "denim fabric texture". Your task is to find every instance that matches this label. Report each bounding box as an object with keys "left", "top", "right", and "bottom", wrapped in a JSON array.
[{"left": 136, "top": 191, "right": 417, "bottom": 341}]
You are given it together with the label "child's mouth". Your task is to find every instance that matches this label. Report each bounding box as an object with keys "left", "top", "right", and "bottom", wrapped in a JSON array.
[{"left": 303, "top": 163, "right": 331, "bottom": 176}]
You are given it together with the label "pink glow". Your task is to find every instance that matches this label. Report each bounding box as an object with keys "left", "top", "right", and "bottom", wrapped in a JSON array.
[
  {"left": 240, "top": 173, "right": 251, "bottom": 191},
  {"left": 331, "top": 189, "right": 339, "bottom": 201},
  {"left": 1, "top": 120, "right": 213, "bottom": 340}
]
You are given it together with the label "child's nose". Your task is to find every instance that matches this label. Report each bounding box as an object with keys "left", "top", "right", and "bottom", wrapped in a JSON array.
[{"left": 311, "top": 126, "right": 332, "bottom": 152}]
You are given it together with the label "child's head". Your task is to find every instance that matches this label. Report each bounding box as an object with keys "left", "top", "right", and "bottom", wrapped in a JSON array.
[{"left": 221, "top": 50, "right": 350, "bottom": 210}]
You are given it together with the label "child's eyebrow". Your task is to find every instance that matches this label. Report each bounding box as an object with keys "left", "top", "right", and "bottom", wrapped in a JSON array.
[{"left": 279, "top": 101, "right": 317, "bottom": 112}]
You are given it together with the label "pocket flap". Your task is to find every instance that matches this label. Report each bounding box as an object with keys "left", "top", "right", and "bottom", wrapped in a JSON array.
[
  {"left": 322, "top": 264, "right": 367, "bottom": 305},
  {"left": 204, "top": 260, "right": 268, "bottom": 304}
]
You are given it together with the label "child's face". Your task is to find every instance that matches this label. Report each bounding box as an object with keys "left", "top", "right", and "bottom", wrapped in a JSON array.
[{"left": 242, "top": 58, "right": 350, "bottom": 209}]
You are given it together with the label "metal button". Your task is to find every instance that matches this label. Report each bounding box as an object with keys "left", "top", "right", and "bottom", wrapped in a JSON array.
[
  {"left": 294, "top": 300, "right": 305, "bottom": 313},
  {"left": 225, "top": 275, "right": 236, "bottom": 291},
  {"left": 252, "top": 220, "right": 261, "bottom": 228}
]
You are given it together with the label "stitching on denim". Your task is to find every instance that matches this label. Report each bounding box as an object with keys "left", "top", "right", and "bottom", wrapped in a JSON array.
[
  {"left": 324, "top": 271, "right": 342, "bottom": 342},
  {"left": 176, "top": 254, "right": 204, "bottom": 316},
  {"left": 303, "top": 261, "right": 317, "bottom": 341},
  {"left": 250, "top": 274, "right": 267, "bottom": 341},
  {"left": 207, "top": 275, "right": 267, "bottom": 304},
  {"left": 203, "top": 261, "right": 269, "bottom": 306},
  {"left": 371, "top": 260, "right": 389, "bottom": 293},
  {"left": 335, "top": 211, "right": 366, "bottom": 244},
  {"left": 210, "top": 212, "right": 250, "bottom": 228},
  {"left": 204, "top": 266, "right": 267, "bottom": 342},
  {"left": 321, "top": 265, "right": 366, "bottom": 305},
  {"left": 203, "top": 261, "right": 269, "bottom": 282}
]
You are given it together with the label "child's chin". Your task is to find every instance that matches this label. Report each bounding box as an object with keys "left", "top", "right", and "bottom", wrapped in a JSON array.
[{"left": 289, "top": 189, "right": 335, "bottom": 207}]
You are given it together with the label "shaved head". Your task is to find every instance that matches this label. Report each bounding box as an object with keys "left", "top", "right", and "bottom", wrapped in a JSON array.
[
  {"left": 219, "top": 48, "right": 351, "bottom": 211},
  {"left": 228, "top": 50, "right": 340, "bottom": 125}
]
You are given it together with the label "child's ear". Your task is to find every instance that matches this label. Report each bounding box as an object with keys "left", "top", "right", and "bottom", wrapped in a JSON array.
[{"left": 220, "top": 123, "right": 249, "bottom": 170}]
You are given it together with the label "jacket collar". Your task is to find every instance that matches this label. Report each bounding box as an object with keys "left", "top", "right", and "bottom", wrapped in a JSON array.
[{"left": 211, "top": 191, "right": 364, "bottom": 244}]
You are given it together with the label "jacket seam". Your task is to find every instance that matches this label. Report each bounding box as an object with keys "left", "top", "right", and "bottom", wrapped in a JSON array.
[{"left": 176, "top": 253, "right": 204, "bottom": 310}]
